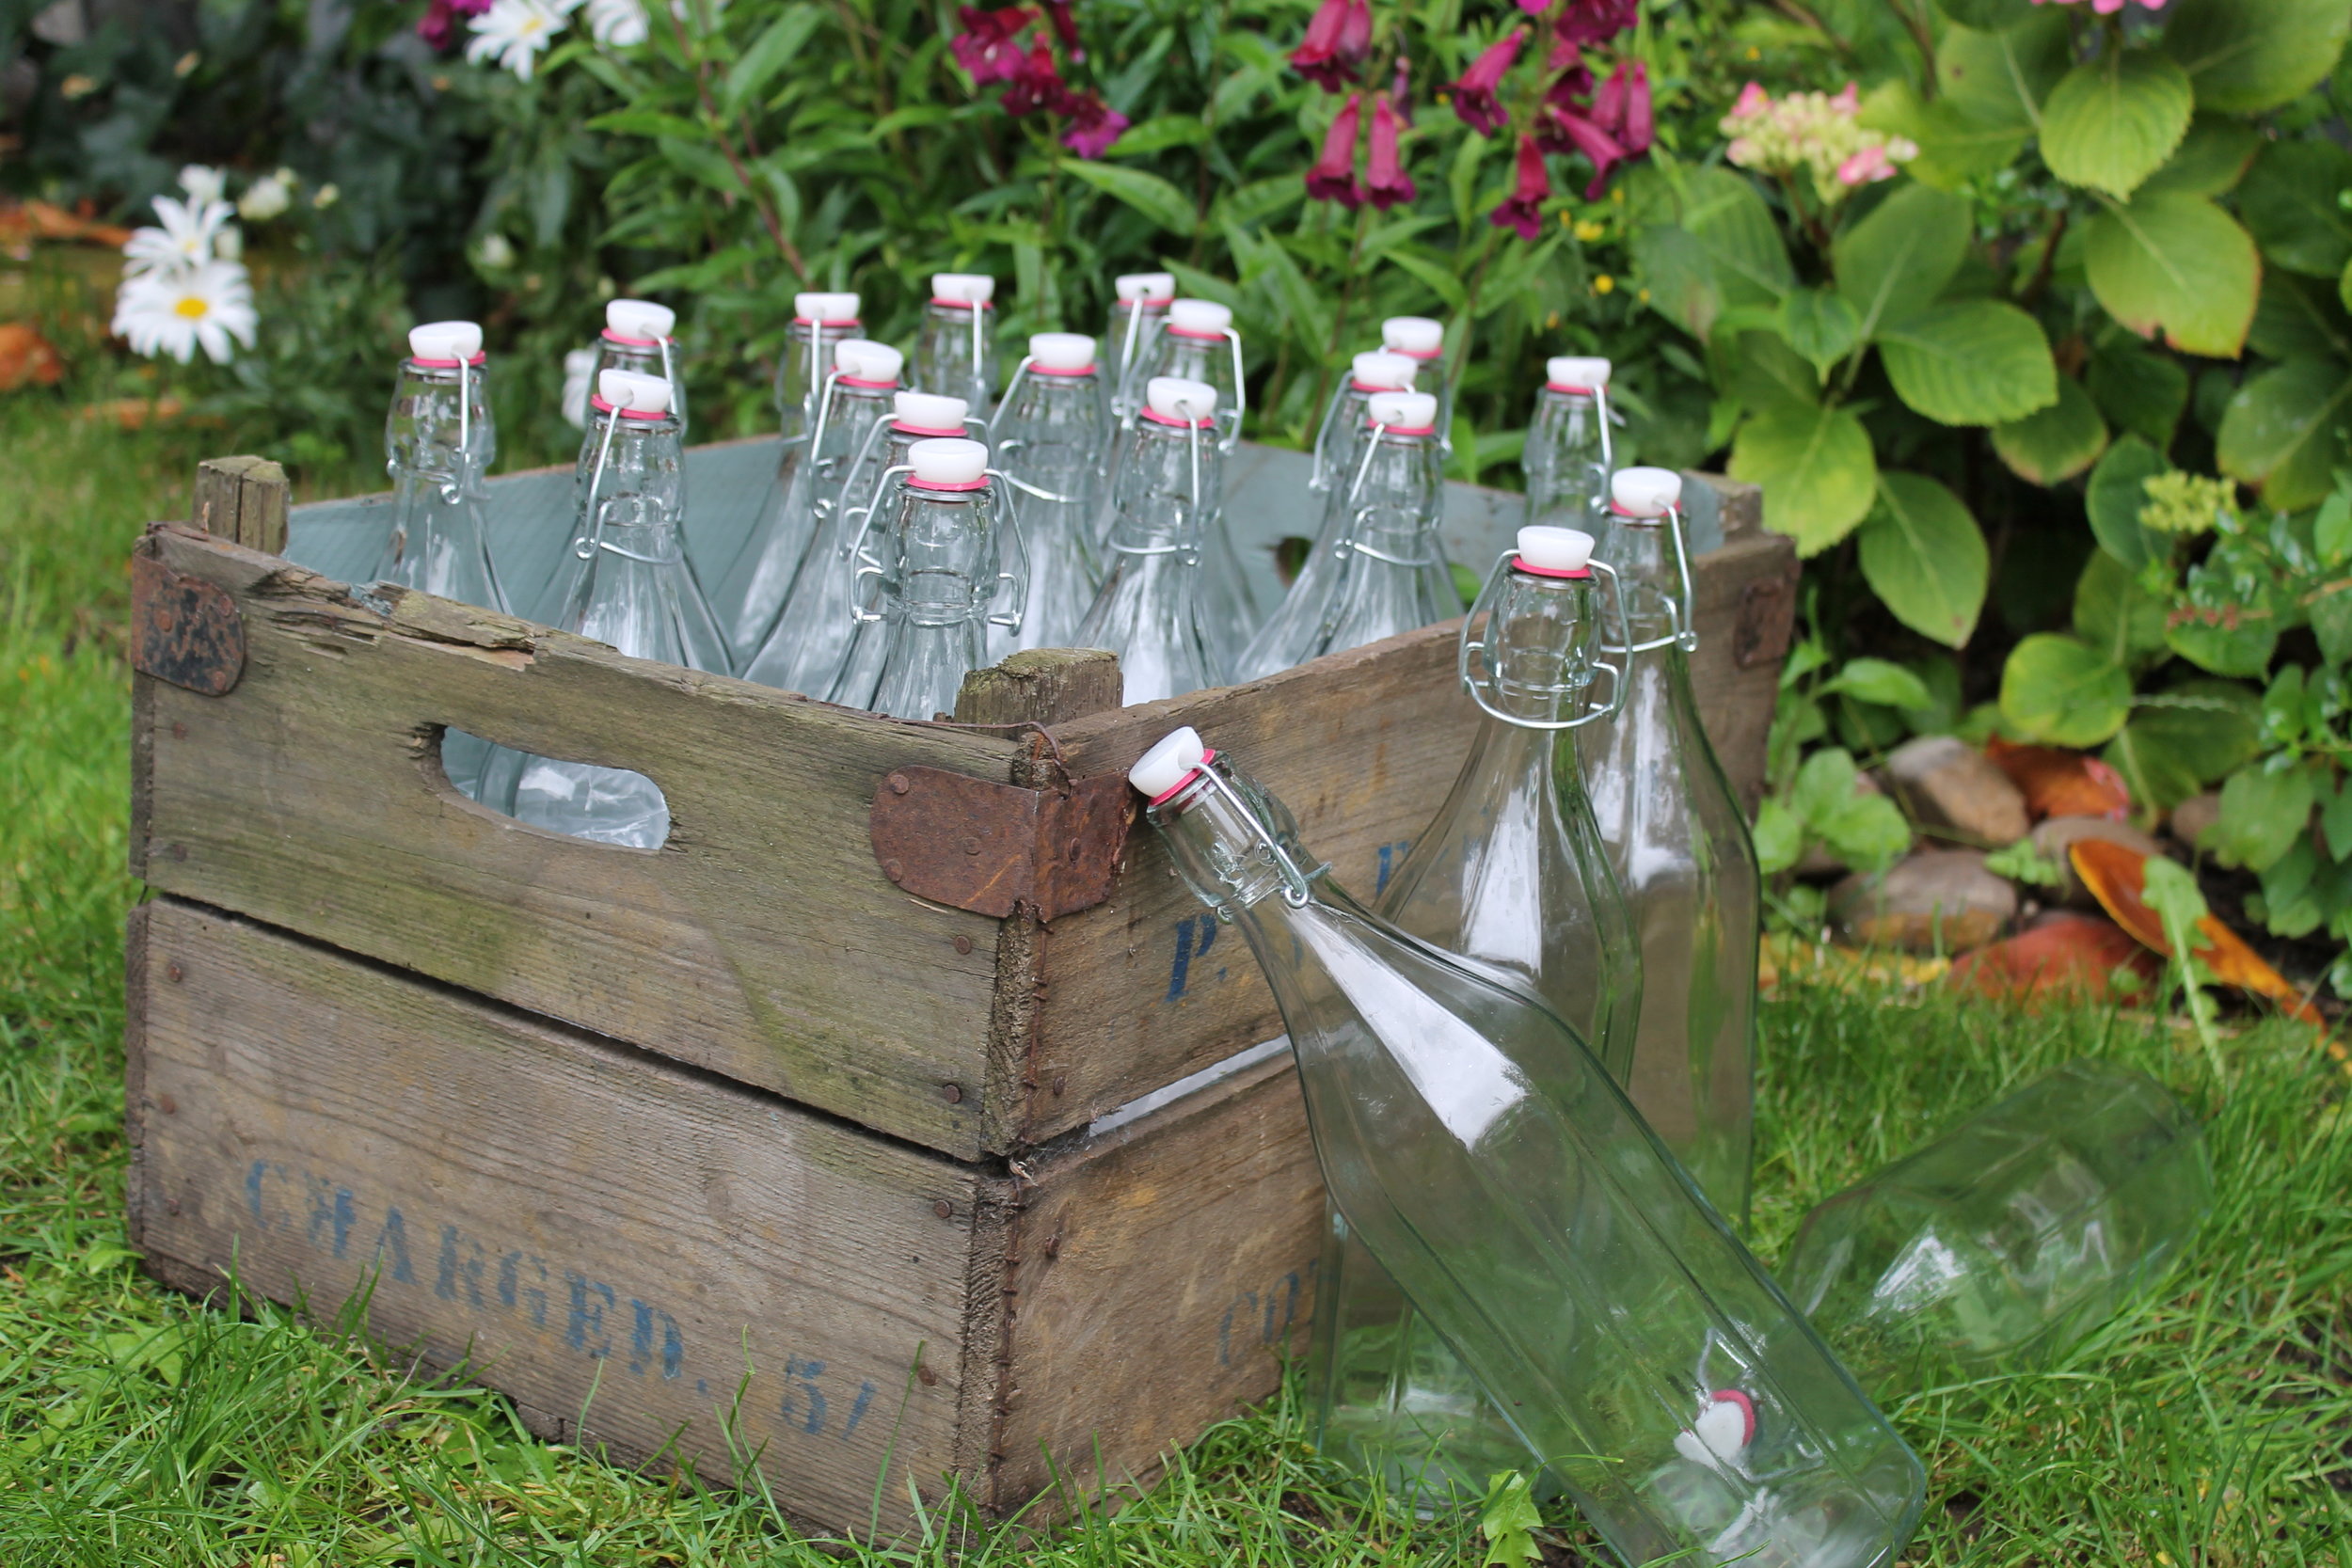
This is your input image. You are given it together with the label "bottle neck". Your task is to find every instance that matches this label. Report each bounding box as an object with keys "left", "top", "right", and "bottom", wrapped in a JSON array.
[
  {"left": 1598, "top": 512, "right": 1684, "bottom": 641},
  {"left": 882, "top": 485, "right": 999, "bottom": 624},
  {"left": 1111, "top": 422, "right": 1221, "bottom": 550},
  {"left": 390, "top": 362, "right": 493, "bottom": 479},
  {"left": 1151, "top": 764, "right": 1313, "bottom": 917},
  {"left": 818, "top": 385, "right": 897, "bottom": 466},
  {"left": 1339, "top": 431, "right": 1442, "bottom": 558},
  {"left": 1482, "top": 570, "right": 1603, "bottom": 723},
  {"left": 579, "top": 415, "right": 688, "bottom": 557},
  {"left": 781, "top": 323, "right": 857, "bottom": 427}
]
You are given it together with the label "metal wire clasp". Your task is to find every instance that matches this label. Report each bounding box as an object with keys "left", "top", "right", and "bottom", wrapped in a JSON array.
[
  {"left": 1185, "top": 759, "right": 1328, "bottom": 912},
  {"left": 1603, "top": 499, "right": 1701, "bottom": 657},
  {"left": 1457, "top": 551, "right": 1630, "bottom": 731},
  {"left": 846, "top": 463, "right": 913, "bottom": 626},
  {"left": 571, "top": 405, "right": 685, "bottom": 566},
  {"left": 981, "top": 467, "right": 1030, "bottom": 633}
]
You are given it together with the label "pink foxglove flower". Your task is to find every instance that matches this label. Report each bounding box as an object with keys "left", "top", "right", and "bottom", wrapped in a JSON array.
[
  {"left": 418, "top": 0, "right": 493, "bottom": 49},
  {"left": 1545, "top": 38, "right": 1594, "bottom": 107},
  {"left": 1590, "top": 59, "right": 1650, "bottom": 155},
  {"left": 1448, "top": 28, "right": 1525, "bottom": 137},
  {"left": 1537, "top": 104, "right": 1626, "bottom": 198},
  {"left": 1291, "top": 0, "right": 1373, "bottom": 91},
  {"left": 1490, "top": 133, "right": 1549, "bottom": 240},
  {"left": 953, "top": 6, "right": 1039, "bottom": 85},
  {"left": 1307, "top": 93, "right": 1367, "bottom": 208},
  {"left": 1061, "top": 91, "right": 1129, "bottom": 157},
  {"left": 1555, "top": 0, "right": 1636, "bottom": 46},
  {"left": 999, "top": 38, "right": 1064, "bottom": 115},
  {"left": 1041, "top": 0, "right": 1083, "bottom": 60},
  {"left": 1365, "top": 95, "right": 1415, "bottom": 209}
]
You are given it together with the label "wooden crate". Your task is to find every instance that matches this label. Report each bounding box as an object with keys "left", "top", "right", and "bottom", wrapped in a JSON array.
[{"left": 126, "top": 442, "right": 1797, "bottom": 1529}]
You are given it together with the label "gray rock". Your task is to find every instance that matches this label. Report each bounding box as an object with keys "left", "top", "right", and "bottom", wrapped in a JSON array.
[
  {"left": 2169, "top": 792, "right": 2221, "bottom": 852},
  {"left": 1831, "top": 849, "right": 2018, "bottom": 954},
  {"left": 2029, "top": 816, "right": 2166, "bottom": 909},
  {"left": 1883, "top": 736, "right": 2030, "bottom": 847}
]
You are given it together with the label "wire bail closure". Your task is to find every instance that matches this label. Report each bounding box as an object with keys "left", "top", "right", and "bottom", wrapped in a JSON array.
[
  {"left": 570, "top": 401, "right": 685, "bottom": 566},
  {"left": 1604, "top": 499, "right": 1701, "bottom": 657},
  {"left": 845, "top": 463, "right": 1028, "bottom": 635},
  {"left": 1152, "top": 757, "right": 1328, "bottom": 913},
  {"left": 1457, "top": 550, "right": 1631, "bottom": 732}
]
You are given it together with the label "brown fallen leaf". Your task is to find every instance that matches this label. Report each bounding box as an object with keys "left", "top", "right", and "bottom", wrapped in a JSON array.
[
  {"left": 1987, "top": 737, "right": 2132, "bottom": 822},
  {"left": 2069, "top": 838, "right": 2324, "bottom": 1025},
  {"left": 0, "top": 322, "right": 65, "bottom": 391},
  {"left": 1947, "top": 911, "right": 2160, "bottom": 1006},
  {"left": 0, "top": 198, "right": 134, "bottom": 248}
]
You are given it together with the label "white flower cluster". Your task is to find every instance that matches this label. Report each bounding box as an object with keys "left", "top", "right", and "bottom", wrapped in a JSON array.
[
  {"left": 467, "top": 0, "right": 661, "bottom": 82},
  {"left": 112, "top": 165, "right": 259, "bottom": 366}
]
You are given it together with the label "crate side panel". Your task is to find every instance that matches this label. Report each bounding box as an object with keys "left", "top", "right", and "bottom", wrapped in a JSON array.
[
  {"left": 131, "top": 898, "right": 979, "bottom": 1532},
  {"left": 135, "top": 526, "right": 1010, "bottom": 1159}
]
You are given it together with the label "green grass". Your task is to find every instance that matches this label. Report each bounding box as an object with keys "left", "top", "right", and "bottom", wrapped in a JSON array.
[{"left": 1, "top": 394, "right": 2349, "bottom": 1563}]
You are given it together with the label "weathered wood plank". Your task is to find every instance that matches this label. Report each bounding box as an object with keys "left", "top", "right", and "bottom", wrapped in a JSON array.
[
  {"left": 191, "top": 455, "right": 291, "bottom": 556},
  {"left": 954, "top": 648, "right": 1124, "bottom": 729},
  {"left": 132, "top": 523, "right": 1023, "bottom": 1160}
]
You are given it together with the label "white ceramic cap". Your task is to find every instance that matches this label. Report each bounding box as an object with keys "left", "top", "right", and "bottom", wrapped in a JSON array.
[
  {"left": 1168, "top": 298, "right": 1232, "bottom": 334},
  {"left": 1351, "top": 350, "right": 1418, "bottom": 390},
  {"left": 1517, "top": 526, "right": 1594, "bottom": 573},
  {"left": 606, "top": 298, "right": 675, "bottom": 339},
  {"left": 1612, "top": 466, "right": 1682, "bottom": 517},
  {"left": 932, "top": 273, "right": 995, "bottom": 305},
  {"left": 1382, "top": 316, "right": 1444, "bottom": 355},
  {"left": 598, "top": 368, "right": 673, "bottom": 414},
  {"left": 908, "top": 436, "right": 989, "bottom": 485},
  {"left": 1549, "top": 355, "right": 1612, "bottom": 388},
  {"left": 408, "top": 320, "right": 483, "bottom": 359},
  {"left": 894, "top": 390, "right": 969, "bottom": 430},
  {"left": 1368, "top": 390, "right": 1438, "bottom": 429},
  {"left": 835, "top": 339, "right": 904, "bottom": 382},
  {"left": 795, "top": 290, "right": 860, "bottom": 323},
  {"left": 1147, "top": 375, "right": 1218, "bottom": 421},
  {"left": 1030, "top": 331, "right": 1096, "bottom": 371},
  {"left": 1129, "top": 726, "right": 1207, "bottom": 800},
  {"left": 1115, "top": 272, "right": 1177, "bottom": 303}
]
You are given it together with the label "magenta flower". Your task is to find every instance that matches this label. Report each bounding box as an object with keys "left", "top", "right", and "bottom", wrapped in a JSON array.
[
  {"left": 1836, "top": 144, "right": 1901, "bottom": 185},
  {"left": 1555, "top": 0, "right": 1637, "bottom": 46},
  {"left": 1490, "top": 133, "right": 1549, "bottom": 240},
  {"left": 1536, "top": 104, "right": 1626, "bottom": 198},
  {"left": 1545, "top": 38, "right": 1595, "bottom": 107},
  {"left": 1291, "top": 0, "right": 1374, "bottom": 92},
  {"left": 1308, "top": 93, "right": 1367, "bottom": 208},
  {"left": 1041, "top": 0, "right": 1084, "bottom": 60},
  {"left": 1365, "top": 96, "right": 1415, "bottom": 209},
  {"left": 1061, "top": 91, "right": 1129, "bottom": 157},
  {"left": 1448, "top": 28, "right": 1526, "bottom": 138},
  {"left": 999, "top": 39, "right": 1064, "bottom": 115},
  {"left": 1590, "top": 59, "right": 1651, "bottom": 154},
  {"left": 953, "top": 7, "right": 1039, "bottom": 85},
  {"left": 417, "top": 0, "right": 491, "bottom": 51}
]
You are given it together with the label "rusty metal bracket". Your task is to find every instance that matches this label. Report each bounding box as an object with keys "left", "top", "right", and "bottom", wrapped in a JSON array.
[
  {"left": 132, "top": 553, "right": 246, "bottom": 697},
  {"left": 870, "top": 766, "right": 1133, "bottom": 922}
]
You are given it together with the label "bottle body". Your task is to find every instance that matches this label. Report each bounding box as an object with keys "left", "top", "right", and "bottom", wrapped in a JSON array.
[
  {"left": 724, "top": 376, "right": 897, "bottom": 669},
  {"left": 1235, "top": 379, "right": 1403, "bottom": 682},
  {"left": 1074, "top": 414, "right": 1222, "bottom": 704},
  {"left": 741, "top": 408, "right": 909, "bottom": 694},
  {"left": 1104, "top": 298, "right": 1169, "bottom": 419},
  {"left": 375, "top": 358, "right": 507, "bottom": 614},
  {"left": 1779, "top": 1060, "right": 2213, "bottom": 1398},
  {"left": 1149, "top": 760, "right": 1923, "bottom": 1568},
  {"left": 1522, "top": 388, "right": 1609, "bottom": 534},
  {"left": 915, "top": 299, "right": 999, "bottom": 416},
  {"left": 1303, "top": 429, "right": 1464, "bottom": 664},
  {"left": 832, "top": 476, "right": 1009, "bottom": 720},
  {"left": 992, "top": 368, "right": 1108, "bottom": 653}
]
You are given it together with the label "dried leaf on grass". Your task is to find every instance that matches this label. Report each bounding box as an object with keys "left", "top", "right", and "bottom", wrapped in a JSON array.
[
  {"left": 1988, "top": 737, "right": 2132, "bottom": 822},
  {"left": 2069, "top": 838, "right": 2324, "bottom": 1024},
  {"left": 0, "top": 323, "right": 65, "bottom": 391},
  {"left": 1947, "top": 911, "right": 2159, "bottom": 1005}
]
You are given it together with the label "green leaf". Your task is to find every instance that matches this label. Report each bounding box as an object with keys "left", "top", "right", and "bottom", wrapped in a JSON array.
[
  {"left": 1825, "top": 657, "right": 1937, "bottom": 709},
  {"left": 1383, "top": 248, "right": 1470, "bottom": 313},
  {"left": 1060, "top": 160, "right": 1198, "bottom": 235},
  {"left": 2073, "top": 549, "right": 2169, "bottom": 663},
  {"left": 2081, "top": 191, "right": 2261, "bottom": 358},
  {"left": 1479, "top": 1472, "right": 1543, "bottom": 1567},
  {"left": 2324, "top": 776, "right": 2352, "bottom": 860},
  {"left": 2312, "top": 581, "right": 2352, "bottom": 666},
  {"left": 1861, "top": 80, "right": 2026, "bottom": 191},
  {"left": 2085, "top": 436, "right": 2170, "bottom": 571},
  {"left": 2216, "top": 357, "right": 2352, "bottom": 513},
  {"left": 2166, "top": 600, "right": 2280, "bottom": 677},
  {"left": 589, "top": 109, "right": 710, "bottom": 140},
  {"left": 2137, "top": 115, "right": 2263, "bottom": 198},
  {"left": 1728, "top": 404, "right": 1880, "bottom": 555},
  {"left": 1631, "top": 224, "right": 1721, "bottom": 340},
  {"left": 1779, "top": 288, "right": 1862, "bottom": 376},
  {"left": 1934, "top": 0, "right": 2041, "bottom": 29},
  {"left": 723, "top": 5, "right": 823, "bottom": 115},
  {"left": 1820, "top": 789, "right": 1915, "bottom": 873},
  {"left": 2163, "top": 0, "right": 2352, "bottom": 115},
  {"left": 2317, "top": 488, "right": 2352, "bottom": 566},
  {"left": 1753, "top": 794, "right": 1804, "bottom": 874},
  {"left": 1938, "top": 12, "right": 2071, "bottom": 121},
  {"left": 1834, "top": 183, "right": 1971, "bottom": 339},
  {"left": 2213, "top": 764, "right": 2318, "bottom": 872},
  {"left": 1992, "top": 376, "right": 2108, "bottom": 484},
  {"left": 2041, "top": 52, "right": 2193, "bottom": 199},
  {"left": 2000, "top": 632, "right": 2133, "bottom": 746},
  {"left": 2086, "top": 339, "right": 2188, "bottom": 448},
  {"left": 1712, "top": 328, "right": 1820, "bottom": 416},
  {"left": 1680, "top": 166, "right": 1796, "bottom": 307},
  {"left": 2106, "top": 682, "right": 2262, "bottom": 810},
  {"left": 1854, "top": 472, "right": 1988, "bottom": 647},
  {"left": 2237, "top": 138, "right": 2352, "bottom": 278},
  {"left": 1877, "top": 300, "right": 2058, "bottom": 426},
  {"left": 1104, "top": 114, "right": 1211, "bottom": 157},
  {"left": 2249, "top": 271, "right": 2352, "bottom": 362}
]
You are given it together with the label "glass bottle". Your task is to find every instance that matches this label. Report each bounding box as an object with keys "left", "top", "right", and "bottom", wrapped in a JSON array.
[
  {"left": 592, "top": 297, "right": 687, "bottom": 435},
  {"left": 830, "top": 436, "right": 1025, "bottom": 720},
  {"left": 1311, "top": 525, "right": 1647, "bottom": 1507},
  {"left": 723, "top": 337, "right": 903, "bottom": 669},
  {"left": 1073, "top": 376, "right": 1222, "bottom": 704},
  {"left": 1523, "top": 356, "right": 1613, "bottom": 535},
  {"left": 1232, "top": 349, "right": 1419, "bottom": 682},
  {"left": 914, "top": 272, "right": 1000, "bottom": 418},
  {"left": 375, "top": 320, "right": 506, "bottom": 613},
  {"left": 743, "top": 389, "right": 971, "bottom": 697},
  {"left": 1104, "top": 270, "right": 1174, "bottom": 422},
  {"left": 990, "top": 331, "right": 1108, "bottom": 655},
  {"left": 774, "top": 290, "right": 863, "bottom": 439},
  {"left": 1380, "top": 314, "right": 1451, "bottom": 448},
  {"left": 1292, "top": 389, "right": 1464, "bottom": 663},
  {"left": 1129, "top": 728, "right": 1925, "bottom": 1568},
  {"left": 1577, "top": 467, "right": 1761, "bottom": 1224},
  {"left": 1779, "top": 1059, "right": 2213, "bottom": 1401},
  {"left": 474, "top": 371, "right": 728, "bottom": 847}
]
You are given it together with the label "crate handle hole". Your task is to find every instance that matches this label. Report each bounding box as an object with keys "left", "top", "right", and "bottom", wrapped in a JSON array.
[{"left": 437, "top": 726, "right": 673, "bottom": 849}]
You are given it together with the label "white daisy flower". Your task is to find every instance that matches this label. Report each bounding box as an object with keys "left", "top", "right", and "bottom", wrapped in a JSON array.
[
  {"left": 561, "top": 345, "right": 598, "bottom": 428},
  {"left": 467, "top": 0, "right": 579, "bottom": 81},
  {"left": 121, "top": 193, "right": 232, "bottom": 277},
  {"left": 177, "top": 164, "right": 228, "bottom": 206},
  {"left": 112, "top": 260, "right": 259, "bottom": 365},
  {"left": 237, "top": 170, "right": 294, "bottom": 221},
  {"left": 584, "top": 0, "right": 647, "bottom": 45}
]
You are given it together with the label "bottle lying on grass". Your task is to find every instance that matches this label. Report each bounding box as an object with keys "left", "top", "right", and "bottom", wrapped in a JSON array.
[
  {"left": 1130, "top": 726, "right": 1924, "bottom": 1568},
  {"left": 1778, "top": 1058, "right": 2214, "bottom": 1399}
]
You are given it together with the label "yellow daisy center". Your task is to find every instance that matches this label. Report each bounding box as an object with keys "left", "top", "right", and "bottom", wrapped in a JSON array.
[{"left": 174, "top": 295, "right": 211, "bottom": 320}]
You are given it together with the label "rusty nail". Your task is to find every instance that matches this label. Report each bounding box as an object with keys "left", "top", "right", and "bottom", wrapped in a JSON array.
[
  {"left": 915, "top": 1363, "right": 939, "bottom": 1386},
  {"left": 166, "top": 1197, "right": 181, "bottom": 1215},
  {"left": 882, "top": 858, "right": 905, "bottom": 882},
  {"left": 889, "top": 772, "right": 911, "bottom": 795},
  {"left": 170, "top": 721, "right": 188, "bottom": 740},
  {"left": 953, "top": 935, "right": 974, "bottom": 956},
  {"left": 942, "top": 1082, "right": 964, "bottom": 1104},
  {"left": 166, "top": 963, "right": 184, "bottom": 983},
  {"left": 1052, "top": 1074, "right": 1066, "bottom": 1096},
  {"left": 1042, "top": 1233, "right": 1060, "bottom": 1259},
  {"left": 932, "top": 1199, "right": 954, "bottom": 1219},
  {"left": 157, "top": 1094, "right": 177, "bottom": 1115},
  {"left": 961, "top": 835, "right": 981, "bottom": 856}
]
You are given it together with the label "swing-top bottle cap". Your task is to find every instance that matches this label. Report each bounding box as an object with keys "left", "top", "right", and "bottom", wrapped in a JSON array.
[
  {"left": 894, "top": 390, "right": 968, "bottom": 433},
  {"left": 1168, "top": 298, "right": 1232, "bottom": 335},
  {"left": 597, "top": 368, "right": 673, "bottom": 416},
  {"left": 1612, "top": 467, "right": 1682, "bottom": 518},
  {"left": 408, "top": 320, "right": 482, "bottom": 361},
  {"left": 1367, "top": 390, "right": 1438, "bottom": 432},
  {"left": 1548, "top": 356, "right": 1612, "bottom": 391},
  {"left": 835, "top": 338, "right": 904, "bottom": 384},
  {"left": 907, "top": 436, "right": 989, "bottom": 487},
  {"left": 1130, "top": 726, "right": 1208, "bottom": 802},
  {"left": 1029, "top": 331, "right": 1097, "bottom": 372},
  {"left": 931, "top": 273, "right": 995, "bottom": 305},
  {"left": 1146, "top": 375, "right": 1218, "bottom": 422},
  {"left": 1381, "top": 315, "right": 1444, "bottom": 356},
  {"left": 795, "top": 291, "right": 860, "bottom": 325},
  {"left": 1351, "top": 350, "right": 1417, "bottom": 390},
  {"left": 1516, "top": 525, "right": 1595, "bottom": 577},
  {"left": 1115, "top": 272, "right": 1176, "bottom": 303},
  {"left": 605, "top": 298, "right": 675, "bottom": 341}
]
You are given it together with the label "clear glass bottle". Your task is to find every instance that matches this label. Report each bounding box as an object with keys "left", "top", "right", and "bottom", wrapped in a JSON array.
[
  {"left": 1104, "top": 270, "right": 1174, "bottom": 422},
  {"left": 1292, "top": 389, "right": 1464, "bottom": 663},
  {"left": 474, "top": 371, "right": 728, "bottom": 847},
  {"left": 990, "top": 331, "right": 1108, "bottom": 655},
  {"left": 1779, "top": 1059, "right": 2214, "bottom": 1400},
  {"left": 1576, "top": 467, "right": 1761, "bottom": 1223},
  {"left": 743, "top": 389, "right": 971, "bottom": 696},
  {"left": 1232, "top": 349, "right": 1419, "bottom": 683},
  {"left": 830, "top": 436, "right": 1024, "bottom": 720},
  {"left": 1381, "top": 315, "right": 1451, "bottom": 448},
  {"left": 1130, "top": 728, "right": 1924, "bottom": 1568},
  {"left": 723, "top": 337, "right": 903, "bottom": 669},
  {"left": 1311, "top": 525, "right": 1646, "bottom": 1507},
  {"left": 1523, "top": 356, "right": 1613, "bottom": 535},
  {"left": 375, "top": 320, "right": 506, "bottom": 614},
  {"left": 1074, "top": 376, "right": 1222, "bottom": 705},
  {"left": 592, "top": 297, "right": 687, "bottom": 435},
  {"left": 914, "top": 272, "right": 1001, "bottom": 418},
  {"left": 774, "top": 290, "right": 863, "bottom": 440}
]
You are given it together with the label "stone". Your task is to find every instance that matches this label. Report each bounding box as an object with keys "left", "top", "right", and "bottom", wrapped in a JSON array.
[
  {"left": 1883, "top": 736, "right": 2030, "bottom": 847},
  {"left": 2029, "top": 816, "right": 2166, "bottom": 910},
  {"left": 2169, "top": 791, "right": 2221, "bottom": 852},
  {"left": 1831, "top": 849, "right": 2019, "bottom": 954}
]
